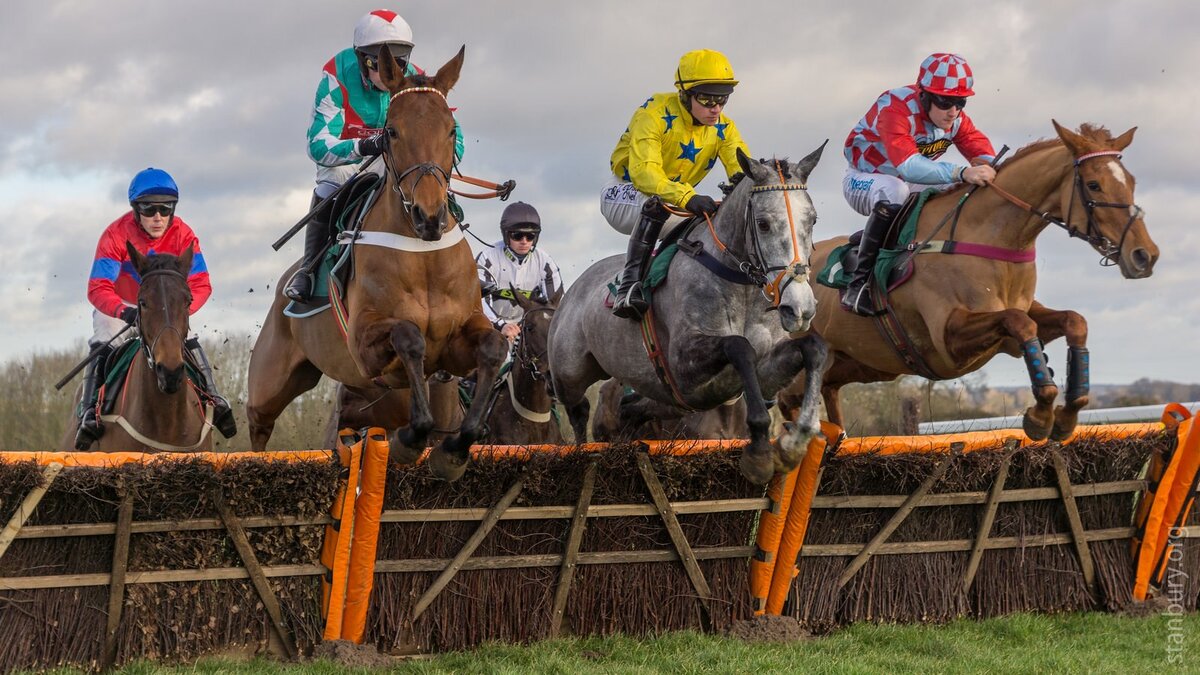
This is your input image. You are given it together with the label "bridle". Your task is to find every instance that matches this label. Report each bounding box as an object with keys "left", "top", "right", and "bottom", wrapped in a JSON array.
[
  {"left": 702, "top": 160, "right": 812, "bottom": 307},
  {"left": 513, "top": 306, "right": 556, "bottom": 383},
  {"left": 136, "top": 268, "right": 190, "bottom": 372},
  {"left": 988, "top": 149, "right": 1143, "bottom": 267},
  {"left": 383, "top": 86, "right": 453, "bottom": 223}
]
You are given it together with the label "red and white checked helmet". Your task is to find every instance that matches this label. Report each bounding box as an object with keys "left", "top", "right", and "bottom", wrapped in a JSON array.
[
  {"left": 916, "top": 53, "right": 975, "bottom": 97},
  {"left": 353, "top": 10, "right": 413, "bottom": 52}
]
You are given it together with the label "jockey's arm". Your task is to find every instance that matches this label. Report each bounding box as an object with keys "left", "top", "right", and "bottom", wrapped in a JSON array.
[
  {"left": 307, "top": 72, "right": 372, "bottom": 168},
  {"left": 626, "top": 111, "right": 696, "bottom": 209},
  {"left": 184, "top": 237, "right": 212, "bottom": 314},
  {"left": 879, "top": 111, "right": 965, "bottom": 185}
]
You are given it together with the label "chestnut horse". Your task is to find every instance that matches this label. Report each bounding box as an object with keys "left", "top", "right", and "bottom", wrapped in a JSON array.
[
  {"left": 784, "top": 121, "right": 1158, "bottom": 440},
  {"left": 61, "top": 244, "right": 214, "bottom": 452},
  {"left": 247, "top": 47, "right": 508, "bottom": 479}
]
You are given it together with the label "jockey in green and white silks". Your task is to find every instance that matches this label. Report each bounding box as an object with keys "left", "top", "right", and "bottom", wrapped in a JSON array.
[
  {"left": 474, "top": 202, "right": 562, "bottom": 342},
  {"left": 286, "top": 9, "right": 465, "bottom": 302}
]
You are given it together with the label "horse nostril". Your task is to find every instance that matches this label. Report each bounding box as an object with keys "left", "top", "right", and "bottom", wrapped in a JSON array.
[{"left": 1131, "top": 247, "right": 1154, "bottom": 271}]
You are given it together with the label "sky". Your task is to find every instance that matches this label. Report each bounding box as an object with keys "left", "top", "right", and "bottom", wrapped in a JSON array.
[{"left": 0, "top": 0, "right": 1196, "bottom": 389}]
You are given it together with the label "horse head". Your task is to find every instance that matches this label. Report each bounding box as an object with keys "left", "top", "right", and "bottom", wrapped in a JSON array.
[
  {"left": 1050, "top": 120, "right": 1158, "bottom": 279},
  {"left": 511, "top": 285, "right": 558, "bottom": 387},
  {"left": 724, "top": 142, "right": 826, "bottom": 333},
  {"left": 377, "top": 45, "right": 465, "bottom": 240},
  {"left": 126, "top": 241, "right": 193, "bottom": 394}
]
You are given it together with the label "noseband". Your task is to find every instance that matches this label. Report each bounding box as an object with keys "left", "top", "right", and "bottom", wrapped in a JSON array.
[
  {"left": 514, "top": 306, "right": 556, "bottom": 382},
  {"left": 383, "top": 86, "right": 453, "bottom": 222},
  {"left": 704, "top": 160, "right": 811, "bottom": 308},
  {"left": 136, "top": 267, "right": 190, "bottom": 371}
]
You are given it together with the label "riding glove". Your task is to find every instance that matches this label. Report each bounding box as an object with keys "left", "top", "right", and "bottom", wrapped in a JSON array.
[
  {"left": 358, "top": 133, "right": 389, "bottom": 157},
  {"left": 119, "top": 307, "right": 139, "bottom": 325},
  {"left": 685, "top": 194, "right": 718, "bottom": 216}
]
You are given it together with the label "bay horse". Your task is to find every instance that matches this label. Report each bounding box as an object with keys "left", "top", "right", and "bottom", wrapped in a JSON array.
[
  {"left": 482, "top": 290, "right": 563, "bottom": 445},
  {"left": 61, "top": 244, "right": 214, "bottom": 452},
  {"left": 784, "top": 121, "right": 1158, "bottom": 441},
  {"left": 320, "top": 376, "right": 464, "bottom": 452},
  {"left": 247, "top": 47, "right": 508, "bottom": 480},
  {"left": 549, "top": 147, "right": 830, "bottom": 485}
]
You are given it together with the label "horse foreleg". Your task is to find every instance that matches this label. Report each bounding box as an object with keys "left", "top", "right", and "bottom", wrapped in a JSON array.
[
  {"left": 430, "top": 319, "right": 508, "bottom": 481},
  {"left": 1027, "top": 301, "right": 1089, "bottom": 440},
  {"left": 383, "top": 321, "right": 434, "bottom": 456},
  {"left": 945, "top": 308, "right": 1058, "bottom": 440},
  {"left": 693, "top": 335, "right": 774, "bottom": 485},
  {"left": 757, "top": 334, "right": 828, "bottom": 471}
]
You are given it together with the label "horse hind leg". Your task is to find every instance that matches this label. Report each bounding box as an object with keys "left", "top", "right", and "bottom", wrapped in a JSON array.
[
  {"left": 246, "top": 351, "right": 323, "bottom": 452},
  {"left": 1026, "top": 303, "right": 1090, "bottom": 441}
]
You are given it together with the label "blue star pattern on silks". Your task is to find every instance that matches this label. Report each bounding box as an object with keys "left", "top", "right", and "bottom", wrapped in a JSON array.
[
  {"left": 706, "top": 157, "right": 717, "bottom": 170},
  {"left": 622, "top": 168, "right": 631, "bottom": 182},
  {"left": 640, "top": 97, "right": 653, "bottom": 109},
  {"left": 678, "top": 139, "right": 700, "bottom": 163},
  {"left": 715, "top": 122, "right": 728, "bottom": 140},
  {"left": 661, "top": 111, "right": 678, "bottom": 132}
]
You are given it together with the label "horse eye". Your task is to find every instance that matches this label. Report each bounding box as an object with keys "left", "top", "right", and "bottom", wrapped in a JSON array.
[
  {"left": 1086, "top": 180, "right": 1102, "bottom": 191},
  {"left": 387, "top": 127, "right": 398, "bottom": 138}
]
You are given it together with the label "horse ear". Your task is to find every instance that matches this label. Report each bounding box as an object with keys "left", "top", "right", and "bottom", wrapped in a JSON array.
[
  {"left": 737, "top": 147, "right": 769, "bottom": 183},
  {"left": 126, "top": 241, "right": 146, "bottom": 273},
  {"left": 548, "top": 282, "right": 565, "bottom": 306},
  {"left": 510, "top": 284, "right": 532, "bottom": 311},
  {"left": 378, "top": 45, "right": 408, "bottom": 92},
  {"left": 1052, "top": 119, "right": 1088, "bottom": 154},
  {"left": 178, "top": 243, "right": 194, "bottom": 275},
  {"left": 433, "top": 45, "right": 466, "bottom": 94},
  {"left": 793, "top": 139, "right": 829, "bottom": 183},
  {"left": 1112, "top": 126, "right": 1137, "bottom": 151}
]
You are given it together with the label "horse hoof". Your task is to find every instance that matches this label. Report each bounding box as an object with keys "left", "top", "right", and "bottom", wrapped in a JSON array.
[
  {"left": 1049, "top": 406, "right": 1077, "bottom": 442},
  {"left": 778, "top": 422, "right": 815, "bottom": 469},
  {"left": 389, "top": 443, "right": 424, "bottom": 465},
  {"left": 1022, "top": 409, "right": 1052, "bottom": 441},
  {"left": 739, "top": 448, "right": 775, "bottom": 486},
  {"left": 428, "top": 446, "right": 469, "bottom": 482}
]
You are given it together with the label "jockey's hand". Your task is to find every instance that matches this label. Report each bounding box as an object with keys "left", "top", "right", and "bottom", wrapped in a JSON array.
[
  {"left": 119, "top": 307, "right": 139, "bottom": 325},
  {"left": 962, "top": 164, "right": 996, "bottom": 186},
  {"left": 685, "top": 194, "right": 718, "bottom": 216},
  {"left": 358, "top": 133, "right": 388, "bottom": 157},
  {"left": 500, "top": 322, "right": 520, "bottom": 341}
]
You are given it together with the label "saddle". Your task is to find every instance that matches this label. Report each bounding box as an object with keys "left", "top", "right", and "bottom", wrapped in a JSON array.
[
  {"left": 816, "top": 189, "right": 934, "bottom": 293},
  {"left": 603, "top": 217, "right": 702, "bottom": 309},
  {"left": 284, "top": 172, "right": 385, "bottom": 318}
]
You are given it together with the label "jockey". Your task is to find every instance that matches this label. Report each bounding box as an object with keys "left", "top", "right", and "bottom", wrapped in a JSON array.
[
  {"left": 285, "top": 9, "right": 465, "bottom": 302},
  {"left": 603, "top": 49, "right": 750, "bottom": 319},
  {"left": 840, "top": 52, "right": 997, "bottom": 316},
  {"left": 75, "top": 168, "right": 237, "bottom": 450},
  {"left": 475, "top": 201, "right": 563, "bottom": 342}
]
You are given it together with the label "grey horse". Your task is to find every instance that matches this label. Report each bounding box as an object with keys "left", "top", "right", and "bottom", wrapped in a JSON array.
[{"left": 548, "top": 146, "right": 829, "bottom": 484}]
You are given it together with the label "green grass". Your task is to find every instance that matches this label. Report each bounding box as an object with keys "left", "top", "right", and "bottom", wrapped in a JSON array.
[{"left": 39, "top": 612, "right": 1198, "bottom": 674}]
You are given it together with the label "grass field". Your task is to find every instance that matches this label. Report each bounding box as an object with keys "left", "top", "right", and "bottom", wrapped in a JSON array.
[{"left": 42, "top": 611, "right": 1197, "bottom": 674}]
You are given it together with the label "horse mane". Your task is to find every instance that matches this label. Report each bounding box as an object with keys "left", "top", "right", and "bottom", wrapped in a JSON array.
[
  {"left": 1004, "top": 123, "right": 1115, "bottom": 164},
  {"left": 758, "top": 157, "right": 792, "bottom": 180},
  {"left": 407, "top": 73, "right": 434, "bottom": 87},
  {"left": 139, "top": 251, "right": 185, "bottom": 274}
]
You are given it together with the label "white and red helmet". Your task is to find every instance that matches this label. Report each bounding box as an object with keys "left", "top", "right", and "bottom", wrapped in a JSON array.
[
  {"left": 353, "top": 9, "right": 413, "bottom": 60},
  {"left": 916, "top": 53, "right": 975, "bottom": 97}
]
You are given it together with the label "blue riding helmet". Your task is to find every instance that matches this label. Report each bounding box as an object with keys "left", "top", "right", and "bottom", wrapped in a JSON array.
[{"left": 128, "top": 168, "right": 179, "bottom": 203}]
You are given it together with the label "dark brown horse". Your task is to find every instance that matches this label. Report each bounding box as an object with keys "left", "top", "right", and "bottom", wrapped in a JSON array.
[
  {"left": 61, "top": 244, "right": 214, "bottom": 452},
  {"left": 482, "top": 291, "right": 563, "bottom": 445},
  {"left": 320, "top": 375, "right": 464, "bottom": 453},
  {"left": 247, "top": 47, "right": 508, "bottom": 479},
  {"left": 591, "top": 378, "right": 748, "bottom": 442},
  {"left": 782, "top": 121, "right": 1158, "bottom": 440}
]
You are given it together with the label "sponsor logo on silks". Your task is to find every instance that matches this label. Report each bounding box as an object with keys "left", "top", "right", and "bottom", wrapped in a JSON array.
[
  {"left": 490, "top": 288, "right": 535, "bottom": 301},
  {"left": 917, "top": 138, "right": 952, "bottom": 158},
  {"left": 848, "top": 177, "right": 874, "bottom": 192}
]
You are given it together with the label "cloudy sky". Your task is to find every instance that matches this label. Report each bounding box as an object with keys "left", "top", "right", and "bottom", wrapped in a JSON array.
[{"left": 1, "top": 0, "right": 1196, "bottom": 389}]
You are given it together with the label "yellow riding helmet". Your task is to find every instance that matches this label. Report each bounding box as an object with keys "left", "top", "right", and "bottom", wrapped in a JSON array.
[{"left": 674, "top": 49, "right": 739, "bottom": 95}]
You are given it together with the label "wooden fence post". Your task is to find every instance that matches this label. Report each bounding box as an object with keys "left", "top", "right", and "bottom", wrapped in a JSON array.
[
  {"left": 102, "top": 486, "right": 134, "bottom": 671},
  {"left": 962, "top": 439, "right": 1017, "bottom": 593},
  {"left": 549, "top": 459, "right": 598, "bottom": 637}
]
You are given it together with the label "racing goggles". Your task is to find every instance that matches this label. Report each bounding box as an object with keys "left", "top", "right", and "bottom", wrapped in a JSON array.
[
  {"left": 691, "top": 92, "right": 730, "bottom": 109},
  {"left": 928, "top": 93, "right": 967, "bottom": 110},
  {"left": 133, "top": 202, "right": 176, "bottom": 217}
]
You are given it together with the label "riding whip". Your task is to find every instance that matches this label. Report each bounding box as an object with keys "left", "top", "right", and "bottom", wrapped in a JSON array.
[
  {"left": 271, "top": 155, "right": 382, "bottom": 251},
  {"left": 54, "top": 323, "right": 133, "bottom": 391}
]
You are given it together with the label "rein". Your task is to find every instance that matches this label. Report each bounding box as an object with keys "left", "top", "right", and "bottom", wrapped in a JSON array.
[
  {"left": 692, "top": 160, "right": 812, "bottom": 308},
  {"left": 986, "top": 149, "right": 1142, "bottom": 266},
  {"left": 136, "top": 267, "right": 190, "bottom": 373}
]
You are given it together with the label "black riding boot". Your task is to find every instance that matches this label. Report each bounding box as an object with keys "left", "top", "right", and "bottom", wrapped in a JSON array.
[
  {"left": 612, "top": 198, "right": 670, "bottom": 319},
  {"left": 74, "top": 344, "right": 112, "bottom": 450},
  {"left": 841, "top": 201, "right": 901, "bottom": 316},
  {"left": 185, "top": 337, "right": 238, "bottom": 439},
  {"left": 283, "top": 196, "right": 333, "bottom": 302}
]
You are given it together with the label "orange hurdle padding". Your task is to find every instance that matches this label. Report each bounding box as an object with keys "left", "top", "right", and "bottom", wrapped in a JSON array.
[
  {"left": 320, "top": 430, "right": 363, "bottom": 641},
  {"left": 0, "top": 450, "right": 335, "bottom": 467},
  {"left": 750, "top": 468, "right": 799, "bottom": 615},
  {"left": 341, "top": 429, "right": 390, "bottom": 643},
  {"left": 765, "top": 420, "right": 841, "bottom": 615}
]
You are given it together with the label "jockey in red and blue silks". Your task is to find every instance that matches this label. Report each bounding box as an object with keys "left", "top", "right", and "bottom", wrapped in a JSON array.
[
  {"left": 74, "top": 168, "right": 236, "bottom": 449},
  {"left": 839, "top": 53, "right": 998, "bottom": 316}
]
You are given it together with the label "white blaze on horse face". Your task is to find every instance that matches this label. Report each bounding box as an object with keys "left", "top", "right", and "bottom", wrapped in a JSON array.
[{"left": 1105, "top": 160, "right": 1128, "bottom": 188}]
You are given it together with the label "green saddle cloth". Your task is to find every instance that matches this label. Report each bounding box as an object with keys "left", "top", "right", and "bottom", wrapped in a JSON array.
[
  {"left": 607, "top": 242, "right": 682, "bottom": 305},
  {"left": 816, "top": 188, "right": 938, "bottom": 290}
]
